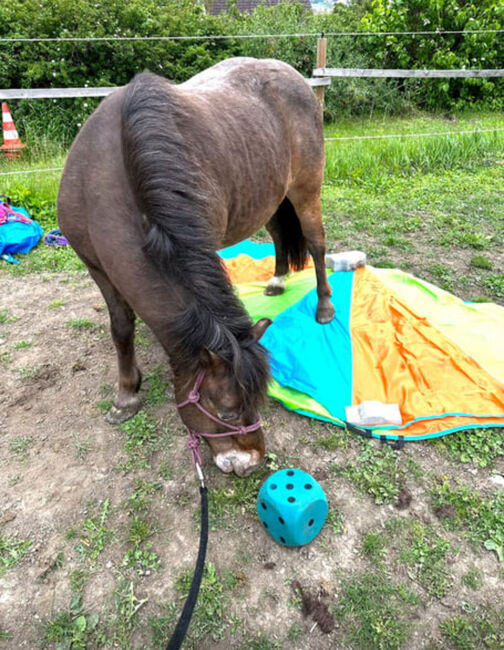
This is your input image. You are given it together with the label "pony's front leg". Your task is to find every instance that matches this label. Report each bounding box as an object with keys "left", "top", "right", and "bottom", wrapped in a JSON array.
[{"left": 88, "top": 268, "right": 143, "bottom": 424}]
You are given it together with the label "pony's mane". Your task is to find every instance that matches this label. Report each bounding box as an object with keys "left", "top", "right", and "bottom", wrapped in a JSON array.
[{"left": 120, "top": 72, "right": 269, "bottom": 411}]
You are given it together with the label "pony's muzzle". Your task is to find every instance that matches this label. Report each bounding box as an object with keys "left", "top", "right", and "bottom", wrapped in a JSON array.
[{"left": 213, "top": 449, "right": 263, "bottom": 477}]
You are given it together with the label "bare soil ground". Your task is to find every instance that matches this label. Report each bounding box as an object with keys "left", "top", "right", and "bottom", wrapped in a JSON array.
[{"left": 1, "top": 271, "right": 502, "bottom": 649}]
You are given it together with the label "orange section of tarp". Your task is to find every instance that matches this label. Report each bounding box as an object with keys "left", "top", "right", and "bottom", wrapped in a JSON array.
[
  {"left": 350, "top": 268, "right": 504, "bottom": 437},
  {"left": 223, "top": 254, "right": 313, "bottom": 284}
]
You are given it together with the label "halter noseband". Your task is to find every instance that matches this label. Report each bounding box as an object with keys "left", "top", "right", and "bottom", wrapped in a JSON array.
[{"left": 176, "top": 370, "right": 262, "bottom": 465}]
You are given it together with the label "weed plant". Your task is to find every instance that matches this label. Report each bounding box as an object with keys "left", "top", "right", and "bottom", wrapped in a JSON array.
[
  {"left": 435, "top": 428, "right": 504, "bottom": 468},
  {"left": 431, "top": 482, "right": 504, "bottom": 561},
  {"left": 0, "top": 535, "right": 32, "bottom": 575}
]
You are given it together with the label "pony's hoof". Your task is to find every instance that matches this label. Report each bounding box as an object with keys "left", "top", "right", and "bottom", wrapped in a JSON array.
[
  {"left": 106, "top": 402, "right": 141, "bottom": 425},
  {"left": 316, "top": 304, "right": 335, "bottom": 324},
  {"left": 265, "top": 285, "right": 285, "bottom": 296}
]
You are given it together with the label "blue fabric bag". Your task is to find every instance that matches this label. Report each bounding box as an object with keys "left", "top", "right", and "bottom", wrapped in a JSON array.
[{"left": 0, "top": 202, "right": 44, "bottom": 257}]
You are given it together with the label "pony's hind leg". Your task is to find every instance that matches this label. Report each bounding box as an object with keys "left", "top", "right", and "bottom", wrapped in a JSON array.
[
  {"left": 287, "top": 189, "right": 335, "bottom": 324},
  {"left": 88, "top": 267, "right": 142, "bottom": 424},
  {"left": 264, "top": 197, "right": 306, "bottom": 296},
  {"left": 265, "top": 210, "right": 290, "bottom": 296}
]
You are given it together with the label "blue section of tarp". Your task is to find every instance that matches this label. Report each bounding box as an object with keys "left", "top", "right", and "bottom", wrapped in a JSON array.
[
  {"left": 0, "top": 206, "right": 43, "bottom": 256},
  {"left": 261, "top": 271, "right": 354, "bottom": 420},
  {"left": 218, "top": 239, "right": 276, "bottom": 260}
]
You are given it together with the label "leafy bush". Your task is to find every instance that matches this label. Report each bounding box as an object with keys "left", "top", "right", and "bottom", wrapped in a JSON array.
[
  {"left": 1, "top": 0, "right": 501, "bottom": 141},
  {"left": 360, "top": 0, "right": 504, "bottom": 111},
  {"left": 0, "top": 0, "right": 239, "bottom": 143}
]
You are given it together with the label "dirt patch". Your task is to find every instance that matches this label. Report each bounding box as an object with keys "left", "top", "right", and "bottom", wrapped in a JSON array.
[{"left": 0, "top": 271, "right": 502, "bottom": 649}]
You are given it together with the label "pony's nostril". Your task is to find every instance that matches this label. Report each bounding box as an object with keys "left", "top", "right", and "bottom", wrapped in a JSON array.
[{"left": 218, "top": 411, "right": 238, "bottom": 422}]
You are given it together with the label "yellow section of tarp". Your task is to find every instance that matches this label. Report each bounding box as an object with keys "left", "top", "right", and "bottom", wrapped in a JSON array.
[
  {"left": 223, "top": 254, "right": 313, "bottom": 284},
  {"left": 351, "top": 267, "right": 504, "bottom": 437},
  {"left": 371, "top": 267, "right": 504, "bottom": 384}
]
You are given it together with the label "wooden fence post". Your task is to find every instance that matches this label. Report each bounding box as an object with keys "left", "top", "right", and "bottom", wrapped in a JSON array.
[{"left": 315, "top": 35, "right": 327, "bottom": 115}]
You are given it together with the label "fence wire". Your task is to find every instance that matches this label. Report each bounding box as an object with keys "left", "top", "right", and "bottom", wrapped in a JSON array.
[
  {"left": 0, "top": 29, "right": 502, "bottom": 43},
  {"left": 1, "top": 128, "right": 503, "bottom": 177}
]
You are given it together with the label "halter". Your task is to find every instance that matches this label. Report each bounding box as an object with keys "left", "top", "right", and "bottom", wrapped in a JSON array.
[
  {"left": 0, "top": 202, "right": 33, "bottom": 225},
  {"left": 176, "top": 370, "right": 262, "bottom": 465}
]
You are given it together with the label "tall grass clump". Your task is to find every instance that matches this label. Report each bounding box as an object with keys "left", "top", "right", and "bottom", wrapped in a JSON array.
[{"left": 324, "top": 114, "right": 504, "bottom": 187}]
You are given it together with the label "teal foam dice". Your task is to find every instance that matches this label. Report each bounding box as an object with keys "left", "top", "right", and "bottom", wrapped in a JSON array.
[{"left": 257, "top": 468, "right": 328, "bottom": 547}]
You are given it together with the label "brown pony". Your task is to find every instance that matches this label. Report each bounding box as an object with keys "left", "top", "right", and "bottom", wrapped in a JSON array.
[{"left": 58, "top": 57, "right": 334, "bottom": 477}]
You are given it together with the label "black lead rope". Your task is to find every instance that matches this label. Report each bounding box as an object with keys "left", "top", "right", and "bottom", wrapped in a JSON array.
[
  {"left": 166, "top": 483, "right": 209, "bottom": 650},
  {"left": 345, "top": 421, "right": 405, "bottom": 450}
]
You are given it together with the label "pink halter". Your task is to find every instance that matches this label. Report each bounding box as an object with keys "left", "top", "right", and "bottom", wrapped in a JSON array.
[{"left": 176, "top": 370, "right": 262, "bottom": 465}]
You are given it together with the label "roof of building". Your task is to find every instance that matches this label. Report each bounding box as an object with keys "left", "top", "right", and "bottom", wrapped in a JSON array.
[{"left": 207, "top": 0, "right": 312, "bottom": 16}]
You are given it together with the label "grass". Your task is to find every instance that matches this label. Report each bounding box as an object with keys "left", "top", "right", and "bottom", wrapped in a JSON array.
[
  {"left": 334, "top": 570, "right": 419, "bottom": 650},
  {"left": 439, "top": 605, "right": 504, "bottom": 650},
  {"left": 8, "top": 435, "right": 33, "bottom": 460},
  {"left": 119, "top": 411, "right": 159, "bottom": 454},
  {"left": 324, "top": 111, "right": 504, "bottom": 185},
  {"left": 66, "top": 317, "right": 104, "bottom": 333},
  {"left": 207, "top": 472, "right": 268, "bottom": 530},
  {"left": 361, "top": 530, "right": 388, "bottom": 562},
  {"left": 0, "top": 535, "right": 32, "bottom": 575},
  {"left": 110, "top": 578, "right": 148, "bottom": 646},
  {"left": 461, "top": 565, "right": 483, "bottom": 591},
  {"left": 395, "top": 521, "right": 452, "bottom": 599},
  {"left": 360, "top": 518, "right": 453, "bottom": 600},
  {"left": 40, "top": 594, "right": 101, "bottom": 649},
  {"left": 431, "top": 482, "right": 504, "bottom": 561},
  {"left": 125, "top": 479, "right": 163, "bottom": 514},
  {"left": 48, "top": 298, "right": 66, "bottom": 309},
  {"left": 12, "top": 339, "right": 32, "bottom": 350},
  {"left": 336, "top": 442, "right": 421, "bottom": 505},
  {"left": 71, "top": 433, "right": 94, "bottom": 460},
  {"left": 0, "top": 309, "right": 19, "bottom": 324},
  {"left": 171, "top": 562, "right": 231, "bottom": 643},
  {"left": 74, "top": 499, "right": 115, "bottom": 563},
  {"left": 435, "top": 428, "right": 504, "bottom": 468},
  {"left": 143, "top": 364, "right": 171, "bottom": 406}
]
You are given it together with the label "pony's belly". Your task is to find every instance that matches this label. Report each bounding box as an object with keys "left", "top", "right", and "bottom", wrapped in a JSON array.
[{"left": 221, "top": 197, "right": 285, "bottom": 248}]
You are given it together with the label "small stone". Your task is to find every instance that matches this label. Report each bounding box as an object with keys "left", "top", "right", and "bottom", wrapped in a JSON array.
[{"left": 490, "top": 475, "right": 504, "bottom": 487}]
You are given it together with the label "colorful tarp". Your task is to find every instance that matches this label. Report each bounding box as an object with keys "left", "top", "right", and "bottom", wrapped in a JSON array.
[{"left": 219, "top": 241, "right": 504, "bottom": 441}]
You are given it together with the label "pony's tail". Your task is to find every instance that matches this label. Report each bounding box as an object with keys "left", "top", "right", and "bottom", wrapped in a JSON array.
[{"left": 270, "top": 197, "right": 307, "bottom": 272}]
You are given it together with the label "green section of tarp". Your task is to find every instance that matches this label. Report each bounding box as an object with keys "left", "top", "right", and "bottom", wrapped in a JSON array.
[
  {"left": 372, "top": 267, "right": 504, "bottom": 384},
  {"left": 236, "top": 269, "right": 318, "bottom": 320}
]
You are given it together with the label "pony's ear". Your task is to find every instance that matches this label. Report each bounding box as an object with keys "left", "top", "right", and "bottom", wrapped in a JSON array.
[
  {"left": 251, "top": 318, "right": 272, "bottom": 342},
  {"left": 200, "top": 347, "right": 224, "bottom": 370}
]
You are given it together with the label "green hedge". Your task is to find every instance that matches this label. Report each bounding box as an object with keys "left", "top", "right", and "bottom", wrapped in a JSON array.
[{"left": 1, "top": 0, "right": 502, "bottom": 143}]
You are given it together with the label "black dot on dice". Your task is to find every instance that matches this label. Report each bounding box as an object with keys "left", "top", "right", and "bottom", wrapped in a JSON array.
[
  {"left": 262, "top": 521, "right": 268, "bottom": 528},
  {"left": 304, "top": 484, "right": 313, "bottom": 490},
  {"left": 287, "top": 470, "right": 294, "bottom": 476},
  {"left": 278, "top": 517, "right": 284, "bottom": 524},
  {"left": 287, "top": 496, "right": 296, "bottom": 503},
  {"left": 308, "top": 519, "right": 314, "bottom": 527},
  {"left": 270, "top": 484, "right": 277, "bottom": 490},
  {"left": 286, "top": 483, "right": 294, "bottom": 490},
  {"left": 261, "top": 502, "right": 267, "bottom": 510},
  {"left": 280, "top": 536, "right": 286, "bottom": 544}
]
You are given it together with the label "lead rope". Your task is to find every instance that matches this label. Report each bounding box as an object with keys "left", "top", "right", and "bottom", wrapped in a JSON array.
[
  {"left": 167, "top": 371, "right": 261, "bottom": 649},
  {"left": 166, "top": 463, "right": 208, "bottom": 650}
]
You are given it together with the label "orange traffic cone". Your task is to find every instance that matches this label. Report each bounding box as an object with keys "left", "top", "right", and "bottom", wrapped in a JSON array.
[{"left": 1, "top": 102, "right": 26, "bottom": 158}]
